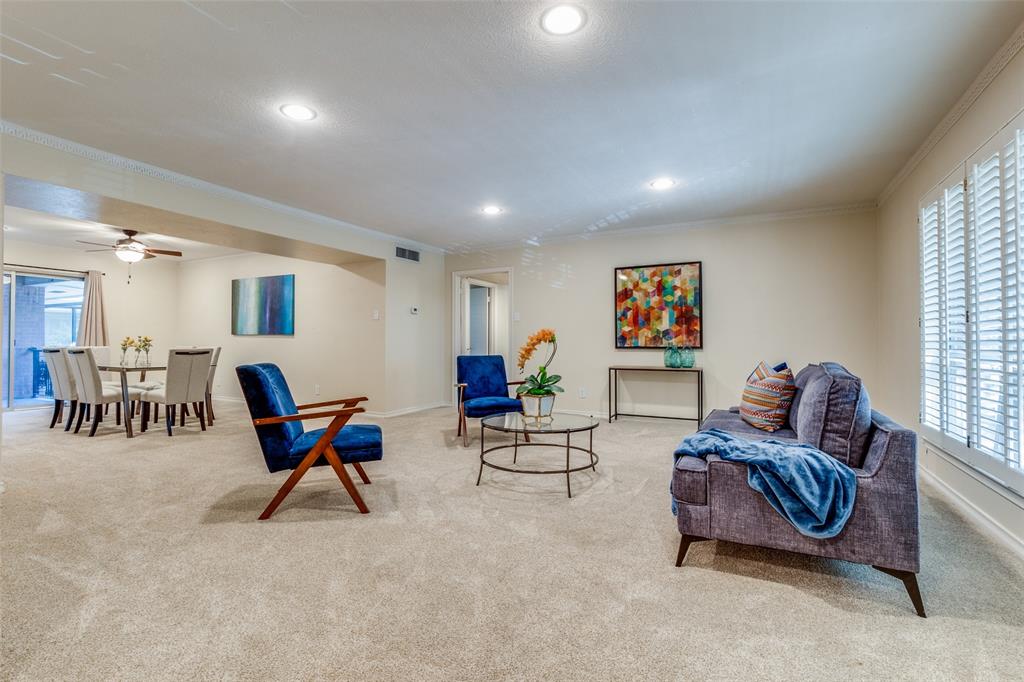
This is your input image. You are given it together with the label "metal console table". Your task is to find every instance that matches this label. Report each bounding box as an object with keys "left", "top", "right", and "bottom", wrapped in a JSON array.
[{"left": 607, "top": 365, "right": 703, "bottom": 425}]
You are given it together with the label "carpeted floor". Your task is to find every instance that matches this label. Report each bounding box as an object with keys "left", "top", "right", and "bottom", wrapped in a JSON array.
[{"left": 2, "top": 404, "right": 1023, "bottom": 680}]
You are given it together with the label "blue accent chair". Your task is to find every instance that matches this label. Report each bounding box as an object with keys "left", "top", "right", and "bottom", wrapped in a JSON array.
[
  {"left": 456, "top": 355, "right": 524, "bottom": 446},
  {"left": 236, "top": 363, "right": 383, "bottom": 519}
]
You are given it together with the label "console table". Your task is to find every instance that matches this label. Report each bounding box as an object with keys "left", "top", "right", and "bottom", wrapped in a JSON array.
[{"left": 607, "top": 366, "right": 703, "bottom": 425}]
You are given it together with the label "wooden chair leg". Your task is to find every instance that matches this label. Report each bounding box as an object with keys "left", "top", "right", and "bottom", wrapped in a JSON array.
[
  {"left": 104, "top": 403, "right": 109, "bottom": 415},
  {"left": 259, "top": 441, "right": 328, "bottom": 520},
  {"left": 88, "top": 404, "right": 102, "bottom": 437},
  {"left": 456, "top": 408, "right": 463, "bottom": 437},
  {"left": 75, "top": 404, "right": 89, "bottom": 433},
  {"left": 873, "top": 566, "right": 926, "bottom": 617},
  {"left": 206, "top": 392, "right": 215, "bottom": 423},
  {"left": 116, "top": 402, "right": 122, "bottom": 426},
  {"left": 461, "top": 408, "right": 469, "bottom": 447},
  {"left": 198, "top": 402, "right": 207, "bottom": 431},
  {"left": 675, "top": 534, "right": 709, "bottom": 567},
  {"left": 180, "top": 404, "right": 186, "bottom": 427},
  {"left": 140, "top": 402, "right": 149, "bottom": 433},
  {"left": 154, "top": 403, "right": 159, "bottom": 423},
  {"left": 323, "top": 445, "right": 369, "bottom": 513},
  {"left": 166, "top": 404, "right": 175, "bottom": 437},
  {"left": 351, "top": 461, "right": 371, "bottom": 484},
  {"left": 65, "top": 400, "right": 78, "bottom": 432},
  {"left": 49, "top": 400, "right": 62, "bottom": 428}
]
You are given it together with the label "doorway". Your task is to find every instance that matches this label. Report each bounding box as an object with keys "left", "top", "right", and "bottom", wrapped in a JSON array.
[
  {"left": 2, "top": 268, "right": 86, "bottom": 409},
  {"left": 452, "top": 268, "right": 513, "bottom": 393}
]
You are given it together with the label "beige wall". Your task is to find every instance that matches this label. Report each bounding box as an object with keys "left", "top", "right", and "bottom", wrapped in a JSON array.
[
  {"left": 3, "top": 238, "right": 181, "bottom": 360},
  {"left": 176, "top": 253, "right": 387, "bottom": 412},
  {"left": 876, "top": 46, "right": 1024, "bottom": 548},
  {"left": 446, "top": 210, "right": 879, "bottom": 418}
]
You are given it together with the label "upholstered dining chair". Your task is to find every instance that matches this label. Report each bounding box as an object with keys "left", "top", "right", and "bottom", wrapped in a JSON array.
[
  {"left": 138, "top": 349, "right": 213, "bottom": 436},
  {"left": 236, "top": 363, "right": 382, "bottom": 519},
  {"left": 65, "top": 347, "right": 143, "bottom": 437},
  {"left": 41, "top": 348, "right": 75, "bottom": 429},
  {"left": 456, "top": 355, "right": 524, "bottom": 447}
]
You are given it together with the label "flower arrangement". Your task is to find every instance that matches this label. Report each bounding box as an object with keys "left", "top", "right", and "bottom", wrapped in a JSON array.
[
  {"left": 516, "top": 329, "right": 562, "bottom": 418},
  {"left": 135, "top": 335, "right": 153, "bottom": 366},
  {"left": 119, "top": 336, "right": 136, "bottom": 365}
]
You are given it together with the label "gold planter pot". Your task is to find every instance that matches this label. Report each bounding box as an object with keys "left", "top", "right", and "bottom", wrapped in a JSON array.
[{"left": 520, "top": 393, "right": 556, "bottom": 420}]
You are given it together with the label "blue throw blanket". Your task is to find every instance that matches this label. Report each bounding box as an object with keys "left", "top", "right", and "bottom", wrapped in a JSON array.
[{"left": 673, "top": 429, "right": 857, "bottom": 539}]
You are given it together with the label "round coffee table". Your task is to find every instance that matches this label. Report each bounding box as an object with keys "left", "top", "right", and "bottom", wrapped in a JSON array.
[{"left": 477, "top": 413, "right": 599, "bottom": 498}]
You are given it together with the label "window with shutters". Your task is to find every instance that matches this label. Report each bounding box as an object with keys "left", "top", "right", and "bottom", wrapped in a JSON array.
[{"left": 920, "top": 111, "right": 1024, "bottom": 495}]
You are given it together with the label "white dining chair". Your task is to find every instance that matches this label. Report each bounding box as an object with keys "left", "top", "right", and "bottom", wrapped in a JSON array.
[
  {"left": 41, "top": 348, "right": 76, "bottom": 429},
  {"left": 205, "top": 347, "right": 221, "bottom": 426},
  {"left": 139, "top": 348, "right": 213, "bottom": 436},
  {"left": 65, "top": 347, "right": 143, "bottom": 437}
]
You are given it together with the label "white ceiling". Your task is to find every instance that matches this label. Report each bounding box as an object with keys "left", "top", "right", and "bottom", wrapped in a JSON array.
[
  {"left": 1, "top": 1, "right": 1023, "bottom": 251},
  {"left": 2, "top": 206, "right": 242, "bottom": 261}
]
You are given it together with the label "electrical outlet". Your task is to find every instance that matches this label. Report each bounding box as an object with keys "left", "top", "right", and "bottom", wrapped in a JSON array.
[
  {"left": 314, "top": 384, "right": 321, "bottom": 396},
  {"left": 578, "top": 387, "right": 588, "bottom": 399},
  {"left": 372, "top": 309, "right": 380, "bottom": 320}
]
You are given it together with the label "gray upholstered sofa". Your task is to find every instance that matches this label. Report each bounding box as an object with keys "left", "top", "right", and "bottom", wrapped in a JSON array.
[{"left": 672, "top": 362, "right": 924, "bottom": 616}]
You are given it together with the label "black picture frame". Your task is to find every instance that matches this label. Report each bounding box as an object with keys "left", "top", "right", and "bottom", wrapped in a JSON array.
[{"left": 614, "top": 261, "right": 703, "bottom": 349}]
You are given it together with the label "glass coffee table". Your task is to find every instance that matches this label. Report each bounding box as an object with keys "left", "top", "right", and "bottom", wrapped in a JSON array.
[{"left": 477, "top": 413, "right": 599, "bottom": 498}]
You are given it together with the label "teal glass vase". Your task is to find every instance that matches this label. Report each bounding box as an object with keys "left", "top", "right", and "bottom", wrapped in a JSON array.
[
  {"left": 679, "top": 345, "right": 696, "bottom": 368},
  {"left": 664, "top": 345, "right": 683, "bottom": 368}
]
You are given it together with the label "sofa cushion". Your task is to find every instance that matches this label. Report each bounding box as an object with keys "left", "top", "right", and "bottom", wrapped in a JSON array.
[
  {"left": 795, "top": 362, "right": 872, "bottom": 468},
  {"left": 739, "top": 361, "right": 796, "bottom": 432},
  {"left": 700, "top": 408, "right": 798, "bottom": 442},
  {"left": 788, "top": 363, "right": 825, "bottom": 430}
]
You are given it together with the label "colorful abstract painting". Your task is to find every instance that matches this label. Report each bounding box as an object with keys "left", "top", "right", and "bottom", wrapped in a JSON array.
[
  {"left": 231, "top": 274, "right": 295, "bottom": 336},
  {"left": 615, "top": 262, "right": 702, "bottom": 348}
]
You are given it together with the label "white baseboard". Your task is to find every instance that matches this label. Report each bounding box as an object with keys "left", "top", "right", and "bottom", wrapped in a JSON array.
[{"left": 919, "top": 462, "right": 1024, "bottom": 562}]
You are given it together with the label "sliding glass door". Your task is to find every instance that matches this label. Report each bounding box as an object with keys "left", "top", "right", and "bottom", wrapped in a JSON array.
[{"left": 2, "top": 269, "right": 85, "bottom": 410}]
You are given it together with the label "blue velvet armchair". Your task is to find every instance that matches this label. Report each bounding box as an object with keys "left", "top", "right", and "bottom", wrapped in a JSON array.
[
  {"left": 456, "top": 355, "right": 524, "bottom": 446},
  {"left": 236, "top": 363, "right": 383, "bottom": 519}
]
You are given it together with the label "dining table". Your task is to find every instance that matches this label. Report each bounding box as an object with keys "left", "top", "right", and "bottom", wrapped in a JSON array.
[{"left": 97, "top": 362, "right": 217, "bottom": 438}]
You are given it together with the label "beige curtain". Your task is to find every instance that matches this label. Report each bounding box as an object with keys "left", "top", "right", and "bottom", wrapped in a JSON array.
[{"left": 76, "top": 270, "right": 109, "bottom": 346}]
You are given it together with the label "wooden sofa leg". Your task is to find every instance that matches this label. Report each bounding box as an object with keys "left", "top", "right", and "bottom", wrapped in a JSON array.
[
  {"left": 675, "top": 534, "right": 709, "bottom": 567},
  {"left": 873, "top": 566, "right": 926, "bottom": 617}
]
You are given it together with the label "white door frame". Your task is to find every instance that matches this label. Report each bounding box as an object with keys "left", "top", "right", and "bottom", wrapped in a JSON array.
[{"left": 451, "top": 267, "right": 514, "bottom": 401}]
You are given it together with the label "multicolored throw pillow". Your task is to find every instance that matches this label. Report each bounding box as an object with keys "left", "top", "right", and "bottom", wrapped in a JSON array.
[{"left": 739, "top": 361, "right": 797, "bottom": 432}]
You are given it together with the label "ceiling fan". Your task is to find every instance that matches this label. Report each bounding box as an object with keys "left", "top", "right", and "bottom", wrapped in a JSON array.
[{"left": 77, "top": 229, "right": 182, "bottom": 263}]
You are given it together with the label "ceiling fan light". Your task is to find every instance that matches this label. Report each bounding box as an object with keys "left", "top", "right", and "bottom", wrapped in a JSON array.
[{"left": 115, "top": 246, "right": 145, "bottom": 263}]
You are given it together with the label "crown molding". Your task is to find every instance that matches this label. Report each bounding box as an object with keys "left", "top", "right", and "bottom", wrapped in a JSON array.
[
  {"left": 878, "top": 19, "right": 1024, "bottom": 206},
  {"left": 451, "top": 200, "right": 878, "bottom": 254},
  {"left": 0, "top": 120, "right": 444, "bottom": 254}
]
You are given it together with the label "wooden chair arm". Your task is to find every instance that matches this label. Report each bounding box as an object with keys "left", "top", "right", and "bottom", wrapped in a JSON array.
[
  {"left": 455, "top": 383, "right": 468, "bottom": 388},
  {"left": 295, "top": 396, "right": 368, "bottom": 410},
  {"left": 254, "top": 407, "right": 365, "bottom": 426}
]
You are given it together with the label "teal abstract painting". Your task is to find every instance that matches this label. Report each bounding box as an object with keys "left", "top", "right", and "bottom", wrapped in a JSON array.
[{"left": 231, "top": 274, "right": 295, "bottom": 335}]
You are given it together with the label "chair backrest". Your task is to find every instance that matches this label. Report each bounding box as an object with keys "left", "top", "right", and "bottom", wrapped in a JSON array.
[
  {"left": 235, "top": 363, "right": 303, "bottom": 472},
  {"left": 206, "top": 347, "right": 221, "bottom": 391},
  {"left": 42, "top": 347, "right": 76, "bottom": 401},
  {"left": 65, "top": 347, "right": 104, "bottom": 404},
  {"left": 456, "top": 355, "right": 509, "bottom": 401},
  {"left": 164, "top": 348, "right": 214, "bottom": 405}
]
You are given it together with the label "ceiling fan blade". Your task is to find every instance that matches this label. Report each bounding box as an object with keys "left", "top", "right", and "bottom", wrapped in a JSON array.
[
  {"left": 144, "top": 248, "right": 182, "bottom": 257},
  {"left": 85, "top": 249, "right": 112, "bottom": 253},
  {"left": 77, "top": 240, "right": 114, "bottom": 248},
  {"left": 143, "top": 252, "right": 157, "bottom": 259}
]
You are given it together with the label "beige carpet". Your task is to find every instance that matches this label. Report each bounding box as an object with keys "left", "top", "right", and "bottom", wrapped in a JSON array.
[{"left": 2, "top": 404, "right": 1023, "bottom": 680}]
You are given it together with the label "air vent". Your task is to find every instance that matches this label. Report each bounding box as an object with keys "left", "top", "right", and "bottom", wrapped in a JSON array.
[{"left": 395, "top": 246, "right": 420, "bottom": 262}]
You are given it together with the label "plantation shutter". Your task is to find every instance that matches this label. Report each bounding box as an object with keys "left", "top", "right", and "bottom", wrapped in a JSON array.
[
  {"left": 942, "top": 182, "right": 969, "bottom": 443},
  {"left": 920, "top": 198, "right": 943, "bottom": 430}
]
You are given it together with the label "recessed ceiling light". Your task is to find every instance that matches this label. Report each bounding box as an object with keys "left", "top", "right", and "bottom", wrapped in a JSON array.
[
  {"left": 541, "top": 5, "right": 586, "bottom": 35},
  {"left": 649, "top": 177, "right": 677, "bottom": 191},
  {"left": 279, "top": 103, "right": 317, "bottom": 121},
  {"left": 481, "top": 205, "right": 504, "bottom": 216}
]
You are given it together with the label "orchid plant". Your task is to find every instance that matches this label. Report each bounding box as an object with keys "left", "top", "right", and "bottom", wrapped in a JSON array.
[{"left": 516, "top": 328, "right": 563, "bottom": 396}]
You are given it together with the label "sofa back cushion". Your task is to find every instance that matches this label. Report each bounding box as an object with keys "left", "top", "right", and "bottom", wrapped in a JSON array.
[
  {"left": 795, "top": 362, "right": 872, "bottom": 467},
  {"left": 788, "top": 364, "right": 824, "bottom": 430},
  {"left": 739, "top": 361, "right": 796, "bottom": 432}
]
